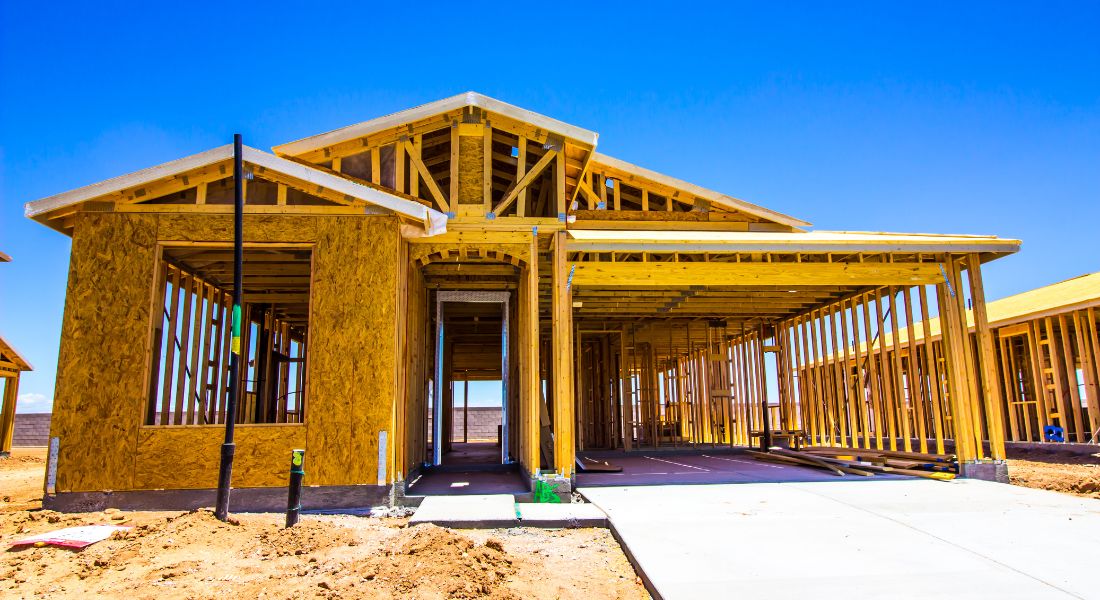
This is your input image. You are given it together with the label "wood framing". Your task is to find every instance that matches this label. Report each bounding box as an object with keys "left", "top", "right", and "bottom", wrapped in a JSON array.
[{"left": 25, "top": 92, "right": 1025, "bottom": 508}]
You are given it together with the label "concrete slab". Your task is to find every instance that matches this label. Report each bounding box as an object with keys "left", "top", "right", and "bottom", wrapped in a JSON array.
[
  {"left": 409, "top": 494, "right": 518, "bottom": 528},
  {"left": 576, "top": 450, "right": 907, "bottom": 487},
  {"left": 517, "top": 503, "right": 608, "bottom": 528},
  {"left": 581, "top": 480, "right": 1100, "bottom": 600}
]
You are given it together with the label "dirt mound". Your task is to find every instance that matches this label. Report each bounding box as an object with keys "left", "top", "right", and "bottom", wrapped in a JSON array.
[
  {"left": 1009, "top": 460, "right": 1100, "bottom": 498},
  {"left": 0, "top": 454, "right": 647, "bottom": 599},
  {"left": 1006, "top": 446, "right": 1100, "bottom": 499},
  {"left": 358, "top": 524, "right": 517, "bottom": 599}
]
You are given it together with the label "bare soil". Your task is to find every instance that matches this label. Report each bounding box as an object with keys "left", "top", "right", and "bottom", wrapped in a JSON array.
[
  {"left": 1005, "top": 446, "right": 1100, "bottom": 499},
  {"left": 1, "top": 449, "right": 648, "bottom": 599}
]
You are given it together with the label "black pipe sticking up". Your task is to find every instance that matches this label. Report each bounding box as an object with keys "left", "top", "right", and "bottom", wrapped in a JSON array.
[
  {"left": 760, "top": 399, "right": 773, "bottom": 451},
  {"left": 286, "top": 449, "right": 305, "bottom": 527},
  {"left": 215, "top": 133, "right": 245, "bottom": 521}
]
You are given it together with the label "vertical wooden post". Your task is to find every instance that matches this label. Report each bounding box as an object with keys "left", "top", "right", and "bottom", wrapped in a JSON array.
[
  {"left": 0, "top": 375, "right": 19, "bottom": 455},
  {"left": 620, "top": 325, "right": 633, "bottom": 451},
  {"left": 555, "top": 150, "right": 567, "bottom": 219},
  {"left": 937, "top": 258, "right": 978, "bottom": 462},
  {"left": 523, "top": 234, "right": 541, "bottom": 473},
  {"left": 551, "top": 232, "right": 575, "bottom": 476},
  {"left": 483, "top": 124, "right": 494, "bottom": 212},
  {"left": 449, "top": 124, "right": 459, "bottom": 204},
  {"left": 516, "top": 138, "right": 528, "bottom": 217},
  {"left": 966, "top": 254, "right": 1007, "bottom": 460}
]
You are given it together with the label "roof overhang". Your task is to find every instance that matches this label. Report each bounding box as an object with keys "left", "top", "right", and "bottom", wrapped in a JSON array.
[
  {"left": 589, "top": 152, "right": 812, "bottom": 229},
  {"left": 25, "top": 145, "right": 448, "bottom": 237},
  {"left": 567, "top": 229, "right": 1022, "bottom": 255},
  {"left": 273, "top": 91, "right": 599, "bottom": 157},
  {"left": 0, "top": 333, "right": 33, "bottom": 374}
]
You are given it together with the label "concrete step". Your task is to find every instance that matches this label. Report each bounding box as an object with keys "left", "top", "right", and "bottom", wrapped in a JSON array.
[{"left": 409, "top": 494, "right": 607, "bottom": 529}]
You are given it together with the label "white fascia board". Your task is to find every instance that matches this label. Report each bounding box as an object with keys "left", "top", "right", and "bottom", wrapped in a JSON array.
[
  {"left": 25, "top": 145, "right": 235, "bottom": 218},
  {"left": 25, "top": 145, "right": 448, "bottom": 235},
  {"left": 243, "top": 148, "right": 445, "bottom": 226},
  {"left": 566, "top": 229, "right": 1022, "bottom": 254},
  {"left": 273, "top": 91, "right": 599, "bottom": 157}
]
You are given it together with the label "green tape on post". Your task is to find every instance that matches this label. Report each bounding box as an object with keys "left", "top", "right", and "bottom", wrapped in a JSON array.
[{"left": 230, "top": 304, "right": 242, "bottom": 355}]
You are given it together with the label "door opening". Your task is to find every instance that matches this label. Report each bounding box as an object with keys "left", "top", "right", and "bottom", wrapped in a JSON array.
[{"left": 431, "top": 291, "right": 510, "bottom": 467}]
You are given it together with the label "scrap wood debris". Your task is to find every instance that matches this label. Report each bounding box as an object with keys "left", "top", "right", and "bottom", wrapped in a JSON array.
[{"left": 749, "top": 446, "right": 958, "bottom": 480}]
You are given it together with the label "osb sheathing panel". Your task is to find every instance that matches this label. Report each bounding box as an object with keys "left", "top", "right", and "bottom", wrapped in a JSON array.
[
  {"left": 52, "top": 212, "right": 401, "bottom": 492},
  {"left": 134, "top": 425, "right": 306, "bottom": 489},
  {"left": 156, "top": 214, "right": 320, "bottom": 243},
  {"left": 51, "top": 213, "right": 159, "bottom": 492},
  {"left": 305, "top": 217, "right": 399, "bottom": 485},
  {"left": 457, "top": 136, "right": 484, "bottom": 204}
]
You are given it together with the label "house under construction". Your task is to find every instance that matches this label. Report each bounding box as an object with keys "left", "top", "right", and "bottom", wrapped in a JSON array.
[
  {"left": 1, "top": 252, "right": 35, "bottom": 457},
  {"left": 25, "top": 92, "right": 1022, "bottom": 509}
]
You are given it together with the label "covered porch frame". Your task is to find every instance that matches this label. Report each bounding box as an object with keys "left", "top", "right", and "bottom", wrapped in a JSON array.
[{"left": 561, "top": 231, "right": 1020, "bottom": 467}]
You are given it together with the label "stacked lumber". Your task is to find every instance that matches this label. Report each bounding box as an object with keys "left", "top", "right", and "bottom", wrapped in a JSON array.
[{"left": 749, "top": 446, "right": 958, "bottom": 481}]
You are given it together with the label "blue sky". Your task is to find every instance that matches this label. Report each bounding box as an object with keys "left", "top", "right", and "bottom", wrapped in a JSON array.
[{"left": 2, "top": 1, "right": 1097, "bottom": 411}]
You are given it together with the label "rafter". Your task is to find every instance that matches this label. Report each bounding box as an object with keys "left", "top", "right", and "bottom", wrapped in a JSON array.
[
  {"left": 402, "top": 138, "right": 450, "bottom": 213},
  {"left": 492, "top": 148, "right": 557, "bottom": 216}
]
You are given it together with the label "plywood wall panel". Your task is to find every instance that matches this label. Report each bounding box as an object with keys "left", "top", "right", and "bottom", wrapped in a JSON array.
[
  {"left": 51, "top": 212, "right": 404, "bottom": 493},
  {"left": 305, "top": 217, "right": 400, "bottom": 485},
  {"left": 51, "top": 213, "right": 159, "bottom": 492},
  {"left": 134, "top": 425, "right": 306, "bottom": 489},
  {"left": 156, "top": 214, "right": 319, "bottom": 243}
]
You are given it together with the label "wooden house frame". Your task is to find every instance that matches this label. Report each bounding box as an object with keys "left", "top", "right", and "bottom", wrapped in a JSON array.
[
  {"left": 805, "top": 272, "right": 1100, "bottom": 447},
  {"left": 27, "top": 92, "right": 1021, "bottom": 510},
  {"left": 1, "top": 251, "right": 35, "bottom": 457}
]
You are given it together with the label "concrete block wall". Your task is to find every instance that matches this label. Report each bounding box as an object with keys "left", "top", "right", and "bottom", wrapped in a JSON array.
[
  {"left": 451, "top": 407, "right": 501, "bottom": 442},
  {"left": 13, "top": 413, "right": 51, "bottom": 447}
]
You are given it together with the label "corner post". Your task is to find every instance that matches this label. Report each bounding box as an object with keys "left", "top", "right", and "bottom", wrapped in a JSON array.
[
  {"left": 524, "top": 234, "right": 541, "bottom": 474},
  {"left": 551, "top": 232, "right": 575, "bottom": 477},
  {"left": 0, "top": 374, "right": 19, "bottom": 455},
  {"left": 966, "top": 254, "right": 1007, "bottom": 461},
  {"left": 937, "top": 257, "right": 977, "bottom": 462}
]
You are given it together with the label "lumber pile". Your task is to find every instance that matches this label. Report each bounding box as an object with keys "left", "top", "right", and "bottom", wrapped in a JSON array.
[{"left": 749, "top": 446, "right": 958, "bottom": 481}]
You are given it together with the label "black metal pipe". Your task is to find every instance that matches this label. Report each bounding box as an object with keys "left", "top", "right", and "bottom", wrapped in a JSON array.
[
  {"left": 215, "top": 133, "right": 245, "bottom": 521},
  {"left": 761, "top": 400, "right": 772, "bottom": 451},
  {"left": 286, "top": 449, "right": 305, "bottom": 527}
]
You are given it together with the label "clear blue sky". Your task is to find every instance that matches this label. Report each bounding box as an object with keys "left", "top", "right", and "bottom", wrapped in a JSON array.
[{"left": 2, "top": 2, "right": 1097, "bottom": 411}]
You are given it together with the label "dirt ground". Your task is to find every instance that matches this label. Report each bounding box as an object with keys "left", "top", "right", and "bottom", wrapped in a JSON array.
[
  {"left": 1005, "top": 445, "right": 1100, "bottom": 499},
  {"left": 1, "top": 449, "right": 648, "bottom": 599}
]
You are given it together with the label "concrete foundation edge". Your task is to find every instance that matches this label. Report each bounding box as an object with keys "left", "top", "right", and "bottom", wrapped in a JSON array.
[
  {"left": 43, "top": 484, "right": 391, "bottom": 513},
  {"left": 959, "top": 461, "right": 1009, "bottom": 484}
]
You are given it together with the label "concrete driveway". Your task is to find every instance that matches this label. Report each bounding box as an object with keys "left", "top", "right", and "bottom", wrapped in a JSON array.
[{"left": 580, "top": 479, "right": 1100, "bottom": 600}]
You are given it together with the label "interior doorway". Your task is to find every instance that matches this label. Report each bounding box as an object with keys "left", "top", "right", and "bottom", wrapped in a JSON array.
[{"left": 432, "top": 291, "right": 510, "bottom": 467}]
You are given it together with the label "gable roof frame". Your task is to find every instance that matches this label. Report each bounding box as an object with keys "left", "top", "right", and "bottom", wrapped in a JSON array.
[
  {"left": 25, "top": 145, "right": 448, "bottom": 236},
  {"left": 273, "top": 92, "right": 599, "bottom": 159}
]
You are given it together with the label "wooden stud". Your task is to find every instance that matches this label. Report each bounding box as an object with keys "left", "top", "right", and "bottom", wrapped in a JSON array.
[{"left": 965, "top": 254, "right": 1006, "bottom": 458}]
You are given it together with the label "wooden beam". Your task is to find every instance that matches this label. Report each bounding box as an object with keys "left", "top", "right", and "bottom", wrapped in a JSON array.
[
  {"left": 0, "top": 374, "right": 18, "bottom": 454},
  {"left": 552, "top": 231, "right": 575, "bottom": 476},
  {"left": 492, "top": 148, "right": 557, "bottom": 216},
  {"left": 555, "top": 150, "right": 566, "bottom": 217},
  {"left": 516, "top": 138, "right": 528, "bottom": 217},
  {"left": 402, "top": 138, "right": 450, "bottom": 213},
  {"left": 570, "top": 262, "right": 943, "bottom": 287},
  {"left": 449, "top": 123, "right": 459, "bottom": 205},
  {"left": 966, "top": 254, "right": 1006, "bottom": 459},
  {"left": 483, "top": 123, "right": 493, "bottom": 213},
  {"left": 524, "top": 234, "right": 541, "bottom": 473}
]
